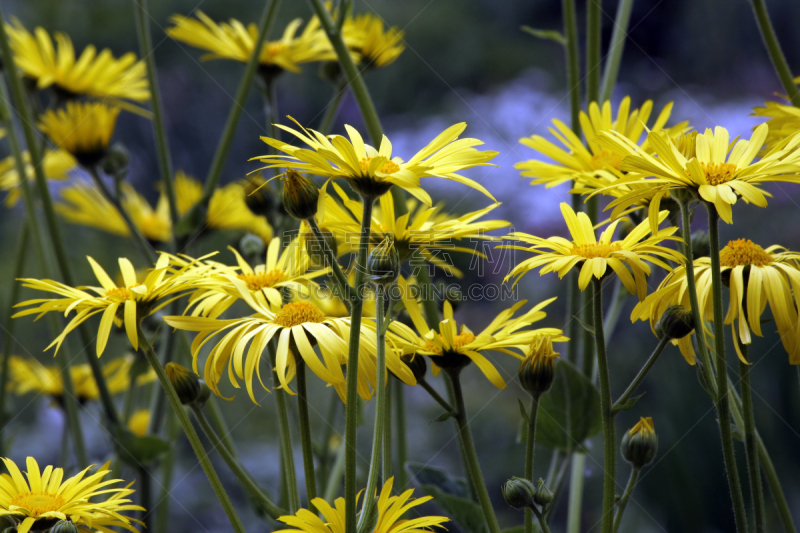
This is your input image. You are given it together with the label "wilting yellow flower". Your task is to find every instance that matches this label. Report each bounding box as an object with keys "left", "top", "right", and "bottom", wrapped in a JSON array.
[
  {"left": 167, "top": 12, "right": 335, "bottom": 73},
  {"left": 0, "top": 456, "right": 143, "bottom": 533},
  {"left": 517, "top": 97, "right": 688, "bottom": 188},
  {"left": 7, "top": 354, "right": 155, "bottom": 402},
  {"left": 128, "top": 409, "right": 151, "bottom": 437},
  {"left": 14, "top": 254, "right": 211, "bottom": 356},
  {"left": 38, "top": 102, "right": 119, "bottom": 165},
  {"left": 598, "top": 123, "right": 800, "bottom": 225},
  {"left": 342, "top": 12, "right": 405, "bottom": 68},
  {"left": 6, "top": 18, "right": 149, "bottom": 104},
  {"left": 0, "top": 149, "right": 75, "bottom": 207},
  {"left": 275, "top": 477, "right": 448, "bottom": 533},
  {"left": 633, "top": 239, "right": 800, "bottom": 364},
  {"left": 503, "top": 203, "right": 683, "bottom": 300},
  {"left": 255, "top": 118, "right": 498, "bottom": 204}
]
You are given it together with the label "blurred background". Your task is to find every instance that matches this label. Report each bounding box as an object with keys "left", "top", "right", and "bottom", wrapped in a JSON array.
[{"left": 2, "top": 0, "right": 800, "bottom": 532}]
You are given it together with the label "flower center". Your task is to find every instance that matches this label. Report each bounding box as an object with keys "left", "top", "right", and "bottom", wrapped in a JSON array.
[
  {"left": 10, "top": 492, "right": 66, "bottom": 517},
  {"left": 700, "top": 162, "right": 738, "bottom": 185},
  {"left": 274, "top": 302, "right": 326, "bottom": 327},
  {"left": 425, "top": 332, "right": 476, "bottom": 355},
  {"left": 238, "top": 269, "right": 287, "bottom": 291},
  {"left": 359, "top": 157, "right": 400, "bottom": 175},
  {"left": 265, "top": 42, "right": 284, "bottom": 60},
  {"left": 720, "top": 239, "right": 773, "bottom": 267},
  {"left": 570, "top": 242, "right": 622, "bottom": 259},
  {"left": 590, "top": 150, "right": 623, "bottom": 171}
]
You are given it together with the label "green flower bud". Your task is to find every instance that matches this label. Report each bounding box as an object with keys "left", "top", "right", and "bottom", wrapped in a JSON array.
[
  {"left": 518, "top": 335, "right": 560, "bottom": 399},
  {"left": 502, "top": 477, "right": 535, "bottom": 509},
  {"left": 100, "top": 142, "right": 130, "bottom": 178},
  {"left": 49, "top": 520, "right": 80, "bottom": 533},
  {"left": 691, "top": 230, "right": 710, "bottom": 259},
  {"left": 165, "top": 362, "right": 203, "bottom": 406},
  {"left": 239, "top": 233, "right": 266, "bottom": 262},
  {"left": 533, "top": 478, "right": 554, "bottom": 507},
  {"left": 655, "top": 305, "right": 695, "bottom": 340},
  {"left": 621, "top": 417, "right": 658, "bottom": 468},
  {"left": 367, "top": 238, "right": 400, "bottom": 285},
  {"left": 281, "top": 169, "right": 319, "bottom": 220}
]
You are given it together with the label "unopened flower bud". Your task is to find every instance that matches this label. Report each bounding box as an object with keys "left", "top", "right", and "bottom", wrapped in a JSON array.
[
  {"left": 518, "top": 336, "right": 560, "bottom": 399},
  {"left": 100, "top": 142, "right": 130, "bottom": 178},
  {"left": 621, "top": 417, "right": 658, "bottom": 468},
  {"left": 502, "top": 477, "right": 535, "bottom": 509},
  {"left": 689, "top": 230, "right": 710, "bottom": 259},
  {"left": 282, "top": 169, "right": 319, "bottom": 220},
  {"left": 239, "top": 233, "right": 266, "bottom": 262},
  {"left": 533, "top": 478, "right": 553, "bottom": 507},
  {"left": 166, "top": 362, "right": 202, "bottom": 406},
  {"left": 398, "top": 353, "right": 427, "bottom": 382},
  {"left": 367, "top": 238, "right": 399, "bottom": 285},
  {"left": 655, "top": 305, "right": 694, "bottom": 340},
  {"left": 50, "top": 520, "right": 80, "bottom": 533}
]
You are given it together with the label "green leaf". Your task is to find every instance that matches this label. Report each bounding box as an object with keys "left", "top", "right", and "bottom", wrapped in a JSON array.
[
  {"left": 433, "top": 411, "right": 453, "bottom": 423},
  {"left": 405, "top": 462, "right": 470, "bottom": 498},
  {"left": 520, "top": 26, "right": 567, "bottom": 46},
  {"left": 114, "top": 428, "right": 171, "bottom": 467},
  {"left": 572, "top": 315, "right": 595, "bottom": 335},
  {"left": 536, "top": 359, "right": 602, "bottom": 450},
  {"left": 518, "top": 398, "right": 530, "bottom": 425},
  {"left": 612, "top": 393, "right": 644, "bottom": 413}
]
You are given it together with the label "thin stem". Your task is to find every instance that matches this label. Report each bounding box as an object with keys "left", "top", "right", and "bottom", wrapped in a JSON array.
[
  {"left": 415, "top": 269, "right": 440, "bottom": 327},
  {"left": 137, "top": 325, "right": 246, "bottom": 533},
  {"left": 317, "top": 391, "right": 340, "bottom": 484},
  {"left": 446, "top": 370, "right": 501, "bottom": 533},
  {"left": 739, "top": 344, "right": 765, "bottom": 533},
  {"left": 612, "top": 467, "right": 640, "bottom": 533},
  {"left": 566, "top": 452, "right": 586, "bottom": 533},
  {"left": 418, "top": 379, "right": 457, "bottom": 416},
  {"left": 307, "top": 218, "right": 352, "bottom": 306},
  {"left": 602, "top": 277, "right": 624, "bottom": 338},
  {"left": 155, "top": 409, "right": 179, "bottom": 533},
  {"left": 191, "top": 404, "right": 287, "bottom": 520},
  {"left": 393, "top": 379, "right": 408, "bottom": 489},
  {"left": 600, "top": 0, "right": 635, "bottom": 103},
  {"left": 531, "top": 506, "right": 553, "bottom": 533},
  {"left": 612, "top": 337, "right": 669, "bottom": 413},
  {"left": 138, "top": 467, "right": 153, "bottom": 532},
  {"left": 445, "top": 374, "right": 477, "bottom": 500},
  {"left": 268, "top": 345, "right": 301, "bottom": 513},
  {"left": 207, "top": 395, "right": 238, "bottom": 458},
  {"left": 318, "top": 84, "right": 347, "bottom": 134},
  {"left": 706, "top": 204, "right": 747, "bottom": 533},
  {"left": 383, "top": 377, "right": 393, "bottom": 482},
  {"left": 324, "top": 436, "right": 347, "bottom": 502},
  {"left": 592, "top": 278, "right": 616, "bottom": 533},
  {"left": 749, "top": 0, "right": 800, "bottom": 107},
  {"left": 545, "top": 453, "right": 570, "bottom": 521},
  {"left": 296, "top": 360, "right": 319, "bottom": 510},
  {"left": 524, "top": 396, "right": 540, "bottom": 533},
  {"left": 586, "top": 0, "right": 602, "bottom": 106},
  {"left": 562, "top": 0, "right": 582, "bottom": 135}
]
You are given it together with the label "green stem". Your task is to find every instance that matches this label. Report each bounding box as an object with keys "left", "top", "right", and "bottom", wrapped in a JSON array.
[
  {"left": 749, "top": 0, "right": 800, "bottom": 107},
  {"left": 600, "top": 0, "right": 635, "bottom": 103},
  {"left": 207, "top": 396, "right": 238, "bottom": 458},
  {"left": 446, "top": 370, "right": 501, "bottom": 533},
  {"left": 318, "top": 84, "right": 347, "bottom": 134},
  {"left": 324, "top": 436, "right": 347, "bottom": 502},
  {"left": 268, "top": 345, "right": 301, "bottom": 513},
  {"left": 524, "top": 396, "right": 540, "bottom": 533},
  {"left": 612, "top": 337, "right": 669, "bottom": 413},
  {"left": 445, "top": 374, "right": 477, "bottom": 500},
  {"left": 138, "top": 467, "right": 153, "bottom": 532},
  {"left": 383, "top": 376, "right": 393, "bottom": 482},
  {"left": 415, "top": 269, "right": 440, "bottom": 327},
  {"left": 307, "top": 218, "right": 352, "bottom": 305},
  {"left": 155, "top": 409, "right": 179, "bottom": 533},
  {"left": 531, "top": 506, "right": 552, "bottom": 533},
  {"left": 418, "top": 379, "right": 457, "bottom": 416},
  {"left": 296, "top": 360, "right": 319, "bottom": 510},
  {"left": 706, "top": 204, "right": 747, "bottom": 533},
  {"left": 739, "top": 345, "right": 765, "bottom": 533},
  {"left": 602, "top": 277, "right": 624, "bottom": 338},
  {"left": 586, "top": 0, "right": 602, "bottom": 105},
  {"left": 612, "top": 467, "right": 640, "bottom": 533},
  {"left": 137, "top": 325, "right": 246, "bottom": 533},
  {"left": 191, "top": 404, "right": 287, "bottom": 520},
  {"left": 392, "top": 378, "right": 408, "bottom": 489},
  {"left": 562, "top": 0, "right": 582, "bottom": 135},
  {"left": 592, "top": 278, "right": 616, "bottom": 533},
  {"left": 758, "top": 433, "right": 797, "bottom": 533},
  {"left": 317, "top": 391, "right": 340, "bottom": 484},
  {"left": 544, "top": 453, "right": 570, "bottom": 521},
  {"left": 566, "top": 452, "right": 586, "bottom": 533}
]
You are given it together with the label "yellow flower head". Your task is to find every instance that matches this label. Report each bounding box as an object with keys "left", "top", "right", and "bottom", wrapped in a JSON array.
[
  {"left": 628, "top": 416, "right": 656, "bottom": 438},
  {"left": 597, "top": 123, "right": 800, "bottom": 225},
  {"left": 0, "top": 456, "right": 143, "bottom": 533},
  {"left": 6, "top": 18, "right": 149, "bottom": 104},
  {"left": 38, "top": 102, "right": 119, "bottom": 166},
  {"left": 342, "top": 12, "right": 405, "bottom": 68},
  {"left": 0, "top": 150, "right": 75, "bottom": 207},
  {"left": 632, "top": 239, "right": 800, "bottom": 364},
  {"left": 752, "top": 87, "right": 800, "bottom": 152},
  {"left": 275, "top": 477, "right": 448, "bottom": 533},
  {"left": 127, "top": 409, "right": 151, "bottom": 437},
  {"left": 167, "top": 12, "right": 335, "bottom": 73},
  {"left": 503, "top": 203, "right": 683, "bottom": 299},
  {"left": 254, "top": 118, "right": 498, "bottom": 204}
]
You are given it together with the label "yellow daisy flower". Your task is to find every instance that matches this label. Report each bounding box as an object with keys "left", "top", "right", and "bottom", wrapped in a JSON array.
[
  {"left": 0, "top": 456, "right": 143, "bottom": 533},
  {"left": 5, "top": 18, "right": 149, "bottom": 103},
  {"left": 632, "top": 239, "right": 800, "bottom": 364},
  {"left": 503, "top": 203, "right": 683, "bottom": 300},
  {"left": 275, "top": 477, "right": 448, "bottom": 533},
  {"left": 254, "top": 118, "right": 498, "bottom": 203},
  {"left": 752, "top": 84, "right": 800, "bottom": 152},
  {"left": 14, "top": 254, "right": 211, "bottom": 356},
  {"left": 38, "top": 102, "right": 119, "bottom": 166},
  {"left": 0, "top": 150, "right": 75, "bottom": 207},
  {"left": 597, "top": 123, "right": 800, "bottom": 225},
  {"left": 127, "top": 409, "right": 151, "bottom": 437},
  {"left": 342, "top": 12, "right": 405, "bottom": 68},
  {"left": 167, "top": 12, "right": 335, "bottom": 73}
]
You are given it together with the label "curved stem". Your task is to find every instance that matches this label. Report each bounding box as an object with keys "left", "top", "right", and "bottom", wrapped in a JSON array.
[
  {"left": 137, "top": 325, "right": 246, "bottom": 533},
  {"left": 592, "top": 278, "right": 616, "bottom": 533},
  {"left": 739, "top": 344, "right": 765, "bottom": 533},
  {"left": 706, "top": 204, "right": 747, "bottom": 533},
  {"left": 419, "top": 379, "right": 457, "bottom": 416},
  {"left": 446, "top": 370, "right": 501, "bottom": 533},
  {"left": 531, "top": 506, "right": 553, "bottom": 533},
  {"left": 600, "top": 0, "right": 635, "bottom": 103},
  {"left": 268, "top": 345, "right": 301, "bottom": 513},
  {"left": 612, "top": 467, "right": 640, "bottom": 533},
  {"left": 566, "top": 453, "right": 586, "bottom": 533},
  {"left": 296, "top": 360, "right": 319, "bottom": 510},
  {"left": 612, "top": 337, "right": 669, "bottom": 413},
  {"left": 749, "top": 0, "right": 800, "bottom": 107},
  {"left": 524, "top": 396, "right": 540, "bottom": 533}
]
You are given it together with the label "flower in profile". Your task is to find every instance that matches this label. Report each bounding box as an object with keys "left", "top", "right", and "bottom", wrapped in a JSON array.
[
  {"left": 275, "top": 477, "right": 448, "bottom": 533},
  {"left": 38, "top": 102, "right": 120, "bottom": 167},
  {"left": 518, "top": 333, "right": 566, "bottom": 398},
  {"left": 621, "top": 417, "right": 658, "bottom": 468},
  {"left": 632, "top": 239, "right": 800, "bottom": 364},
  {"left": 0, "top": 456, "right": 143, "bottom": 533},
  {"left": 6, "top": 18, "right": 149, "bottom": 104},
  {"left": 502, "top": 203, "right": 683, "bottom": 300},
  {"left": 167, "top": 12, "right": 335, "bottom": 73},
  {"left": 342, "top": 12, "right": 405, "bottom": 68},
  {"left": 254, "top": 118, "right": 498, "bottom": 203},
  {"left": 597, "top": 123, "right": 800, "bottom": 225},
  {"left": 0, "top": 150, "right": 75, "bottom": 207}
]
